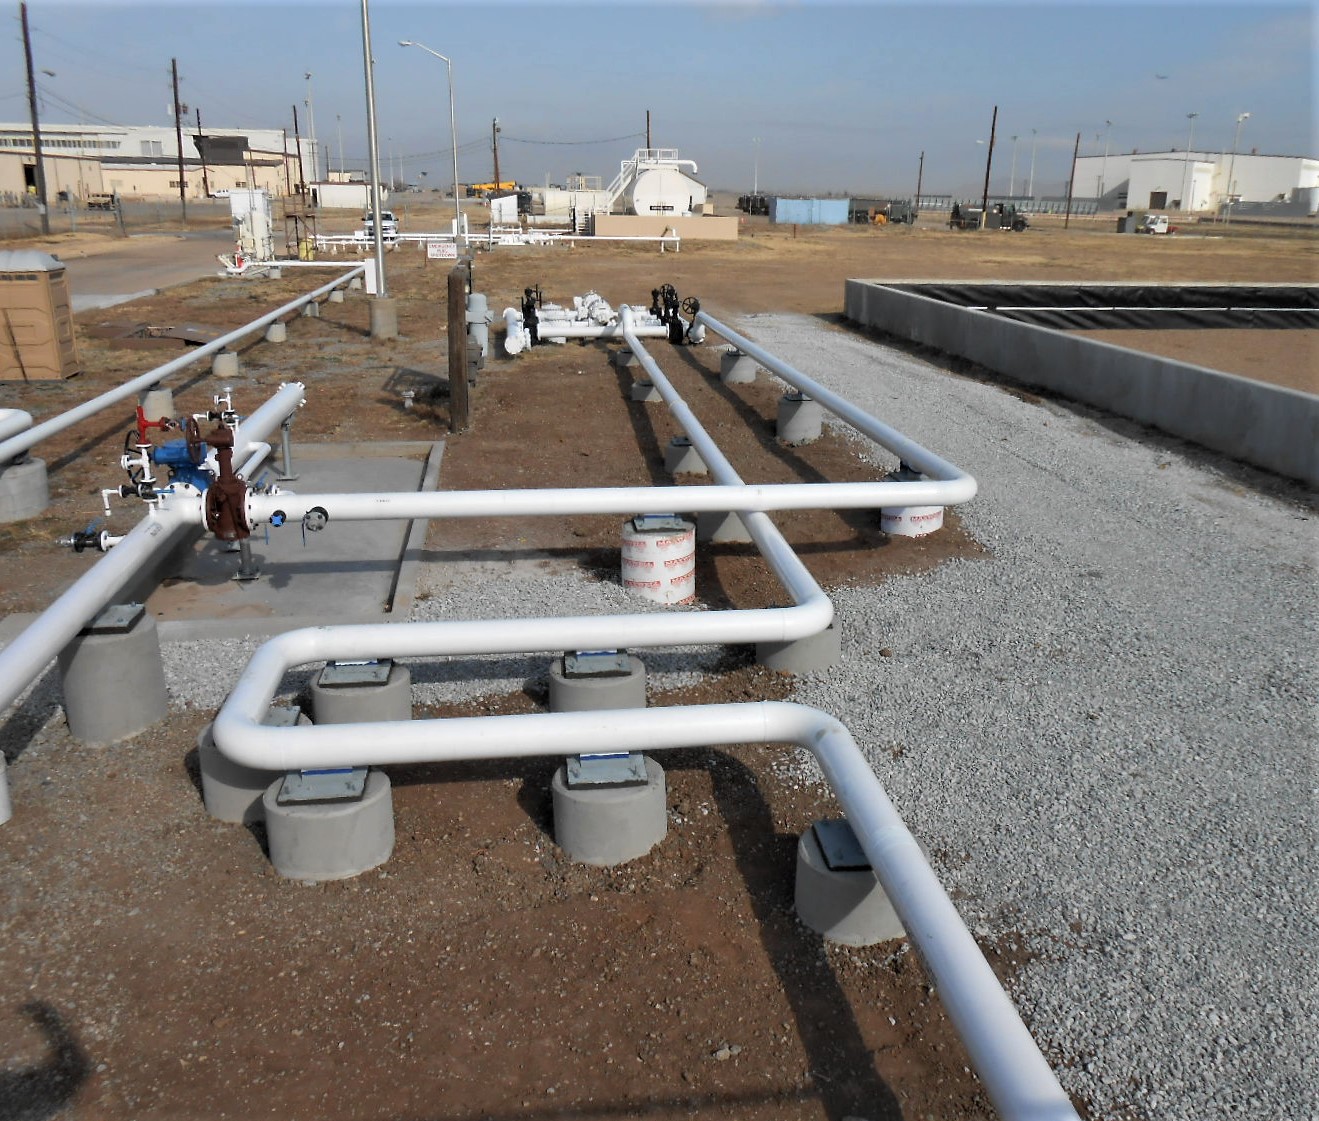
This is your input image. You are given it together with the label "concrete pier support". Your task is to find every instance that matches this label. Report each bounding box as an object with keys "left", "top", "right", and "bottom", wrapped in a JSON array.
[
  {"left": 719, "top": 349, "right": 758, "bottom": 384},
  {"left": 756, "top": 622, "right": 841, "bottom": 673},
  {"left": 696, "top": 510, "right": 752, "bottom": 545},
  {"left": 665, "top": 436, "right": 706, "bottom": 476},
  {"left": 138, "top": 387, "right": 175, "bottom": 423},
  {"left": 552, "top": 755, "right": 666, "bottom": 867},
  {"left": 302, "top": 300, "right": 320, "bottom": 318},
  {"left": 548, "top": 653, "right": 646, "bottom": 713},
  {"left": 0, "top": 457, "right": 49, "bottom": 523},
  {"left": 212, "top": 351, "right": 239, "bottom": 379},
  {"left": 328, "top": 289, "right": 345, "bottom": 304},
  {"left": 57, "top": 603, "right": 169, "bottom": 745},
  {"left": 311, "top": 661, "right": 411, "bottom": 725},
  {"left": 198, "top": 706, "right": 304, "bottom": 824},
  {"left": 263, "top": 770, "right": 395, "bottom": 882},
  {"left": 795, "top": 819, "right": 904, "bottom": 946},
  {"left": 630, "top": 379, "right": 661, "bottom": 402},
  {"left": 265, "top": 322, "right": 287, "bottom": 343},
  {"left": 778, "top": 392, "right": 824, "bottom": 445}
]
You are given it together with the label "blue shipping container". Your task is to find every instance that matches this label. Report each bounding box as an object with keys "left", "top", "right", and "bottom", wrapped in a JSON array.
[{"left": 768, "top": 197, "right": 850, "bottom": 225}]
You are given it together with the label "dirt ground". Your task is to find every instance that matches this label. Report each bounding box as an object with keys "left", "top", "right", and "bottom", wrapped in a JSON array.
[{"left": 1, "top": 207, "right": 1314, "bottom": 1121}]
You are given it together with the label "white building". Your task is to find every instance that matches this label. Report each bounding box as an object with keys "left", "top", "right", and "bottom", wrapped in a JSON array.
[
  {"left": 0, "top": 121, "right": 319, "bottom": 203},
  {"left": 1072, "top": 150, "right": 1317, "bottom": 214}
]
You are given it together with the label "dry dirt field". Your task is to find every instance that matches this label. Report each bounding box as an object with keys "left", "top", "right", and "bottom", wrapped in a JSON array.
[{"left": 0, "top": 207, "right": 1314, "bottom": 1121}]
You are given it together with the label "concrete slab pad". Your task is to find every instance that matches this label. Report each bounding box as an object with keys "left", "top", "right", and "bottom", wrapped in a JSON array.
[{"left": 148, "top": 441, "right": 442, "bottom": 639}]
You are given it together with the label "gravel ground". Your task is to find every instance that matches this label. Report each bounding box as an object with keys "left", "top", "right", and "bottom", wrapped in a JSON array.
[{"left": 734, "top": 314, "right": 1318, "bottom": 1121}]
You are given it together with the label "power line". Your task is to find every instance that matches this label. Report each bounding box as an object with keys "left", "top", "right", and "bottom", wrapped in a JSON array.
[{"left": 502, "top": 131, "right": 645, "bottom": 147}]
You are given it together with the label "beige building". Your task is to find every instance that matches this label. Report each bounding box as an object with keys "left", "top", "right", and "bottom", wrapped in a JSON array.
[{"left": 0, "top": 122, "right": 317, "bottom": 204}]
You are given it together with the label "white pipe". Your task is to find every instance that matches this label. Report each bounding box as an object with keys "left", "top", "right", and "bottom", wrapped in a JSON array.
[
  {"left": 0, "top": 272, "right": 359, "bottom": 465},
  {"left": 0, "top": 408, "right": 33, "bottom": 446},
  {"left": 209, "top": 689, "right": 1076, "bottom": 1121},
  {"left": 695, "top": 311, "right": 976, "bottom": 492},
  {"left": 0, "top": 383, "right": 305, "bottom": 719},
  {"left": 242, "top": 478, "right": 971, "bottom": 524}
]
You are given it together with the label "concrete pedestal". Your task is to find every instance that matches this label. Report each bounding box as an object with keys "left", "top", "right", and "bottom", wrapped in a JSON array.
[
  {"left": 548, "top": 654, "right": 646, "bottom": 712},
  {"left": 267, "top": 267, "right": 282, "bottom": 280},
  {"left": 198, "top": 706, "right": 304, "bottom": 824},
  {"left": 311, "top": 661, "right": 411, "bottom": 725},
  {"left": 370, "top": 297, "right": 399, "bottom": 340},
  {"left": 348, "top": 277, "right": 363, "bottom": 290},
  {"left": 756, "top": 623, "right": 841, "bottom": 673},
  {"left": 552, "top": 755, "right": 666, "bottom": 867},
  {"left": 212, "top": 351, "right": 239, "bottom": 379},
  {"left": 696, "top": 510, "right": 752, "bottom": 544},
  {"left": 778, "top": 393, "right": 824, "bottom": 446},
  {"left": 302, "top": 300, "right": 321, "bottom": 318},
  {"left": 630, "top": 380, "right": 661, "bottom": 403},
  {"left": 263, "top": 770, "right": 395, "bottom": 882},
  {"left": 328, "top": 290, "right": 345, "bottom": 304},
  {"left": 265, "top": 322, "right": 287, "bottom": 343},
  {"left": 664, "top": 436, "right": 706, "bottom": 476},
  {"left": 57, "top": 605, "right": 168, "bottom": 745},
  {"left": 795, "top": 822, "right": 904, "bottom": 946},
  {"left": 720, "top": 349, "right": 757, "bottom": 384},
  {"left": 138, "top": 387, "right": 175, "bottom": 423},
  {"left": 612, "top": 350, "right": 639, "bottom": 369},
  {"left": 0, "top": 457, "right": 49, "bottom": 523}
]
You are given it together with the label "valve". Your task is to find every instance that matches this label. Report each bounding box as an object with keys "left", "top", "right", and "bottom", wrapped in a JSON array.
[
  {"left": 59, "top": 519, "right": 118, "bottom": 554},
  {"left": 302, "top": 507, "right": 329, "bottom": 533}
]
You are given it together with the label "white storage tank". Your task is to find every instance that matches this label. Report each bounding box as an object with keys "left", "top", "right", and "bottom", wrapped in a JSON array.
[{"left": 628, "top": 166, "right": 706, "bottom": 217}]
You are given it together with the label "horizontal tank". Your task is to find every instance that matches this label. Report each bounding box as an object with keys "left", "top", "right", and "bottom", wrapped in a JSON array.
[{"left": 628, "top": 167, "right": 706, "bottom": 218}]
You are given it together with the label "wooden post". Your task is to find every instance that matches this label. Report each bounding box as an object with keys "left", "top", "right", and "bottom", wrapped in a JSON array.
[{"left": 448, "top": 266, "right": 469, "bottom": 433}]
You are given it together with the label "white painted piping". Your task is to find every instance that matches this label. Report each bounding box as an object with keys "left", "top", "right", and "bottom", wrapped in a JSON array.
[
  {"left": 695, "top": 310, "right": 977, "bottom": 494},
  {"left": 0, "top": 408, "right": 33, "bottom": 447},
  {"left": 0, "top": 383, "right": 305, "bottom": 719},
  {"left": 209, "top": 694, "right": 1077, "bottom": 1121},
  {"left": 241, "top": 478, "right": 965, "bottom": 525},
  {"left": 0, "top": 271, "right": 359, "bottom": 465}
]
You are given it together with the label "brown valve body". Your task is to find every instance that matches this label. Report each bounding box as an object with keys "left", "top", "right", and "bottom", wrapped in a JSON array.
[{"left": 202, "top": 423, "right": 250, "bottom": 541}]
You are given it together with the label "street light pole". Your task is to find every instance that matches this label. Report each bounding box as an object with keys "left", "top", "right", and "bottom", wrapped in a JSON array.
[
  {"left": 752, "top": 136, "right": 760, "bottom": 195},
  {"left": 1027, "top": 127, "right": 1037, "bottom": 198},
  {"left": 336, "top": 113, "right": 344, "bottom": 178},
  {"left": 1008, "top": 134, "right": 1019, "bottom": 196},
  {"left": 1224, "top": 111, "right": 1250, "bottom": 225},
  {"left": 399, "top": 39, "right": 462, "bottom": 245},
  {"left": 1181, "top": 112, "right": 1198, "bottom": 212},
  {"left": 359, "top": 0, "right": 388, "bottom": 300},
  {"left": 1099, "top": 119, "right": 1112, "bottom": 205},
  {"left": 304, "top": 71, "right": 319, "bottom": 182}
]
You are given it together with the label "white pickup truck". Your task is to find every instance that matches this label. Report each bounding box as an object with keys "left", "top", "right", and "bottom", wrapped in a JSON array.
[
  {"left": 362, "top": 210, "right": 399, "bottom": 243},
  {"left": 1137, "top": 214, "right": 1176, "bottom": 235}
]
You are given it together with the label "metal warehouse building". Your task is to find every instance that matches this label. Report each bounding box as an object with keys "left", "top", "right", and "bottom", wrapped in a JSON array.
[
  {"left": 1073, "top": 150, "right": 1318, "bottom": 215},
  {"left": 0, "top": 122, "right": 319, "bottom": 205}
]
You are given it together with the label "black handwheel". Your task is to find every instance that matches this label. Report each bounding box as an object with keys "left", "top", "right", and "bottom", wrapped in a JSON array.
[
  {"left": 185, "top": 417, "right": 204, "bottom": 464},
  {"left": 681, "top": 296, "right": 700, "bottom": 316}
]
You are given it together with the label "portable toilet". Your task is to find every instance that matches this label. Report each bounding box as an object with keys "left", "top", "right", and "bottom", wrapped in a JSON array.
[{"left": 0, "top": 250, "right": 80, "bottom": 381}]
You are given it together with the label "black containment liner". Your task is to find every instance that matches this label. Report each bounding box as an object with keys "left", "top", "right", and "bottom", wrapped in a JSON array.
[{"left": 886, "top": 283, "right": 1319, "bottom": 330}]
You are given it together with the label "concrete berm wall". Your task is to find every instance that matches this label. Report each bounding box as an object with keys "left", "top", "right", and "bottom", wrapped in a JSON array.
[{"left": 844, "top": 280, "right": 1319, "bottom": 487}]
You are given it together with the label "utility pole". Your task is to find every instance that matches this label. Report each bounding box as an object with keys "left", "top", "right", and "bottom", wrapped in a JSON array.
[
  {"left": 492, "top": 117, "right": 501, "bottom": 188},
  {"left": 292, "top": 104, "right": 306, "bottom": 196},
  {"left": 979, "top": 104, "right": 997, "bottom": 226},
  {"left": 915, "top": 150, "right": 924, "bottom": 208},
  {"left": 20, "top": 2, "right": 49, "bottom": 235},
  {"left": 336, "top": 113, "right": 344, "bottom": 177},
  {"left": 195, "top": 107, "right": 210, "bottom": 198},
  {"left": 171, "top": 58, "right": 188, "bottom": 225},
  {"left": 1063, "top": 131, "right": 1080, "bottom": 228},
  {"left": 1027, "top": 127, "right": 1037, "bottom": 198}
]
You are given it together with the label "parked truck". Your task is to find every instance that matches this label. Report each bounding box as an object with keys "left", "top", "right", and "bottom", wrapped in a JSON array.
[{"left": 949, "top": 201, "right": 1029, "bottom": 231}]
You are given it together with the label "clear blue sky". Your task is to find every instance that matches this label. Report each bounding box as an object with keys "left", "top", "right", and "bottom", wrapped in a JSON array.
[{"left": 5, "top": 0, "right": 1314, "bottom": 197}]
